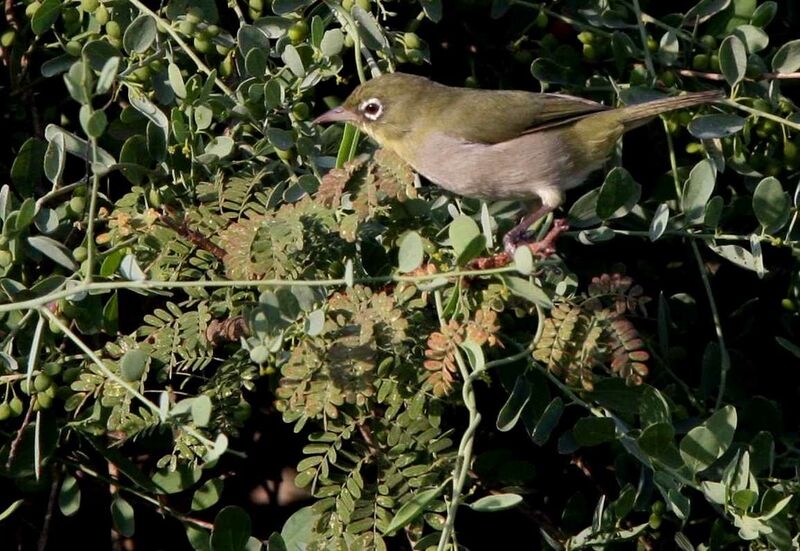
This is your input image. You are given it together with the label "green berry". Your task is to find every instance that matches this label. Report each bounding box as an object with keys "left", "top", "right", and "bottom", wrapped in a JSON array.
[
  {"left": 646, "top": 36, "right": 658, "bottom": 52},
  {"left": 403, "top": 32, "right": 421, "bottom": 50},
  {"left": 648, "top": 513, "right": 662, "bottom": 530},
  {"left": 95, "top": 4, "right": 108, "bottom": 24},
  {"left": 69, "top": 196, "right": 86, "bottom": 217},
  {"left": 784, "top": 140, "right": 799, "bottom": 161},
  {"left": 72, "top": 246, "right": 88, "bottom": 262},
  {"left": 206, "top": 24, "right": 219, "bottom": 37},
  {"left": 62, "top": 7, "right": 80, "bottom": 25},
  {"left": 43, "top": 363, "right": 62, "bottom": 377},
  {"left": 0, "top": 251, "right": 12, "bottom": 268},
  {"left": 700, "top": 35, "right": 717, "bottom": 50},
  {"left": 660, "top": 70, "right": 676, "bottom": 87},
  {"left": 343, "top": 33, "right": 354, "bottom": 49},
  {"left": 35, "top": 393, "right": 53, "bottom": 410},
  {"left": 193, "top": 37, "right": 212, "bottom": 53},
  {"left": 582, "top": 43, "right": 598, "bottom": 61},
  {"left": 355, "top": 0, "right": 370, "bottom": 10},
  {"left": 342, "top": 0, "right": 354, "bottom": 10},
  {"left": 219, "top": 54, "right": 233, "bottom": 76},
  {"left": 34, "top": 373, "right": 52, "bottom": 393},
  {"left": 132, "top": 66, "right": 151, "bottom": 81},
  {"left": 0, "top": 403, "right": 10, "bottom": 421},
  {"left": 106, "top": 20, "right": 122, "bottom": 39},
  {"left": 534, "top": 11, "right": 548, "bottom": 28},
  {"left": 81, "top": 0, "right": 99, "bottom": 12},
  {"left": 692, "top": 53, "right": 709, "bottom": 70},
  {"left": 288, "top": 20, "right": 309, "bottom": 44},
  {"left": 782, "top": 298, "right": 796, "bottom": 311},
  {"left": 1, "top": 30, "right": 16, "bottom": 48},
  {"left": 178, "top": 20, "right": 195, "bottom": 36},
  {"left": 66, "top": 40, "right": 82, "bottom": 57},
  {"left": 577, "top": 31, "right": 595, "bottom": 45},
  {"left": 464, "top": 75, "right": 479, "bottom": 88},
  {"left": 215, "top": 43, "right": 231, "bottom": 56},
  {"left": 709, "top": 54, "right": 720, "bottom": 72},
  {"left": 9, "top": 396, "right": 23, "bottom": 416},
  {"left": 25, "top": 1, "right": 41, "bottom": 18}
]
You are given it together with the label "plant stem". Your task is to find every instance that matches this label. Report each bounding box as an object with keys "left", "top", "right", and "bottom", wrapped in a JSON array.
[
  {"left": 689, "top": 240, "right": 730, "bottom": 409},
  {"left": 629, "top": 0, "right": 656, "bottom": 80}
]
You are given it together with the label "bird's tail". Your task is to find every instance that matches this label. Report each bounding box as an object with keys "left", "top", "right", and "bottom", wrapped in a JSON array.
[{"left": 616, "top": 90, "right": 724, "bottom": 130}]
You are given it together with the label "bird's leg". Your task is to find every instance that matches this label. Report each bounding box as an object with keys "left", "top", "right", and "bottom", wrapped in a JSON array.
[{"left": 503, "top": 205, "right": 555, "bottom": 254}]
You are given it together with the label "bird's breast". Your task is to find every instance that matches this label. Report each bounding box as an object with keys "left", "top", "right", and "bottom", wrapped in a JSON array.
[{"left": 406, "top": 130, "right": 604, "bottom": 201}]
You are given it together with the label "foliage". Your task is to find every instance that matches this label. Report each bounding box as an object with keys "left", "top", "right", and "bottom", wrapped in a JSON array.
[{"left": 1, "top": 0, "right": 800, "bottom": 549}]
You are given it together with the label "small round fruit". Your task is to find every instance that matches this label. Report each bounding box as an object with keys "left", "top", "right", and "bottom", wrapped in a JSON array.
[
  {"left": 660, "top": 70, "right": 676, "bottom": 87},
  {"left": 0, "top": 251, "right": 12, "bottom": 268},
  {"left": 646, "top": 36, "right": 658, "bottom": 52},
  {"left": 1, "top": 30, "right": 16, "bottom": 48},
  {"left": 288, "top": 20, "right": 309, "bottom": 44},
  {"left": 782, "top": 298, "right": 796, "bottom": 311},
  {"left": 25, "top": 1, "right": 41, "bottom": 18},
  {"left": 43, "top": 363, "right": 62, "bottom": 377},
  {"left": 582, "top": 43, "right": 597, "bottom": 61},
  {"left": 648, "top": 513, "right": 662, "bottom": 529},
  {"left": 343, "top": 33, "right": 354, "bottom": 49},
  {"left": 194, "top": 37, "right": 212, "bottom": 53},
  {"left": 0, "top": 403, "right": 10, "bottom": 421},
  {"left": 534, "top": 10, "right": 548, "bottom": 28},
  {"left": 709, "top": 54, "right": 720, "bottom": 72},
  {"left": 275, "top": 147, "right": 295, "bottom": 162},
  {"left": 219, "top": 54, "right": 233, "bottom": 76},
  {"left": 784, "top": 140, "right": 799, "bottom": 162},
  {"left": 95, "top": 4, "right": 109, "bottom": 24},
  {"left": 700, "top": 34, "right": 717, "bottom": 50},
  {"left": 69, "top": 196, "right": 86, "bottom": 217},
  {"left": 215, "top": 43, "right": 231, "bottom": 56},
  {"left": 178, "top": 20, "right": 195, "bottom": 36},
  {"left": 577, "top": 31, "right": 595, "bottom": 45},
  {"left": 106, "top": 20, "right": 122, "bottom": 38},
  {"left": 34, "top": 373, "right": 52, "bottom": 393},
  {"left": 206, "top": 24, "right": 219, "bottom": 37},
  {"left": 9, "top": 396, "right": 23, "bottom": 416},
  {"left": 81, "top": 0, "right": 99, "bottom": 12},
  {"left": 464, "top": 75, "right": 479, "bottom": 88},
  {"left": 692, "top": 53, "right": 709, "bottom": 70},
  {"left": 35, "top": 393, "right": 53, "bottom": 409},
  {"left": 72, "top": 246, "right": 88, "bottom": 262},
  {"left": 66, "top": 40, "right": 82, "bottom": 57},
  {"left": 403, "top": 32, "right": 421, "bottom": 50}
]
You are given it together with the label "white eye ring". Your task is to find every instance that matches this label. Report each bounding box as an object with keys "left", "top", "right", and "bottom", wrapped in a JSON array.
[{"left": 359, "top": 97, "right": 383, "bottom": 121}]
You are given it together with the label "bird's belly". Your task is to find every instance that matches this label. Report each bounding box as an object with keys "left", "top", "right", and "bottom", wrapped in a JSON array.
[{"left": 409, "top": 131, "right": 602, "bottom": 202}]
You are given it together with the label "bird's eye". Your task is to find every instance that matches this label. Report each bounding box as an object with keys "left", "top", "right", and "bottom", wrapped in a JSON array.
[{"left": 359, "top": 98, "right": 383, "bottom": 121}]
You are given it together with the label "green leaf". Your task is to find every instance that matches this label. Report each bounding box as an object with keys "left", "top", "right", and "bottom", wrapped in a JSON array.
[
  {"left": 44, "top": 125, "right": 116, "bottom": 171},
  {"left": 682, "top": 159, "right": 716, "bottom": 225},
  {"left": 596, "top": 167, "right": 641, "bottom": 220},
  {"left": 0, "top": 499, "right": 24, "bottom": 522},
  {"left": 679, "top": 405, "right": 737, "bottom": 473},
  {"left": 123, "top": 15, "right": 157, "bottom": 54},
  {"left": 455, "top": 234, "right": 486, "bottom": 266},
  {"left": 384, "top": 486, "right": 442, "bottom": 534},
  {"left": 397, "top": 231, "right": 424, "bottom": 273},
  {"left": 267, "top": 533, "right": 287, "bottom": 551},
  {"left": 639, "top": 386, "right": 671, "bottom": 427},
  {"left": 751, "top": 1, "right": 777, "bottom": 27},
  {"left": 719, "top": 35, "right": 747, "bottom": 85},
  {"left": 111, "top": 496, "right": 135, "bottom": 538},
  {"left": 304, "top": 309, "right": 325, "bottom": 336},
  {"left": 58, "top": 474, "right": 81, "bottom": 517},
  {"left": 120, "top": 254, "right": 146, "bottom": 281},
  {"left": 83, "top": 110, "right": 108, "bottom": 139},
  {"left": 281, "top": 44, "right": 304, "bottom": 77},
  {"left": 531, "top": 397, "right": 563, "bottom": 445},
  {"left": 320, "top": 29, "right": 344, "bottom": 57},
  {"left": 27, "top": 236, "right": 76, "bottom": 270},
  {"left": 638, "top": 423, "right": 684, "bottom": 468},
  {"left": 448, "top": 215, "right": 480, "bottom": 256},
  {"left": 496, "top": 376, "right": 531, "bottom": 432},
  {"left": 687, "top": 114, "right": 746, "bottom": 139},
  {"left": 31, "top": 0, "right": 61, "bottom": 35},
  {"left": 191, "top": 395, "right": 212, "bottom": 427},
  {"left": 203, "top": 136, "right": 235, "bottom": 160},
  {"left": 128, "top": 87, "right": 169, "bottom": 130},
  {"left": 11, "top": 138, "right": 46, "bottom": 195},
  {"left": 64, "top": 61, "right": 93, "bottom": 105},
  {"left": 468, "top": 493, "right": 523, "bottom": 512},
  {"left": 211, "top": 506, "right": 252, "bottom": 551},
  {"left": 168, "top": 63, "right": 187, "bottom": 99},
  {"left": 420, "top": 0, "right": 442, "bottom": 21},
  {"left": 567, "top": 188, "right": 601, "bottom": 228},
  {"left": 96, "top": 56, "right": 120, "bottom": 95},
  {"left": 34, "top": 208, "right": 58, "bottom": 235},
  {"left": 684, "top": 0, "right": 731, "bottom": 22},
  {"left": 280, "top": 506, "right": 320, "bottom": 550},
  {"left": 658, "top": 31, "right": 679, "bottom": 66},
  {"left": 352, "top": 6, "right": 388, "bottom": 50},
  {"left": 501, "top": 275, "right": 552, "bottom": 308},
  {"left": 752, "top": 177, "right": 790, "bottom": 233},
  {"left": 152, "top": 466, "right": 202, "bottom": 494},
  {"left": 732, "top": 24, "right": 768, "bottom": 53},
  {"left": 572, "top": 417, "right": 616, "bottom": 447},
  {"left": 192, "top": 479, "right": 224, "bottom": 511},
  {"left": 649, "top": 203, "right": 669, "bottom": 241},
  {"left": 120, "top": 349, "right": 148, "bottom": 381},
  {"left": 707, "top": 243, "right": 759, "bottom": 272},
  {"left": 271, "top": 0, "right": 314, "bottom": 15},
  {"left": 771, "top": 39, "right": 800, "bottom": 74},
  {"left": 513, "top": 245, "right": 533, "bottom": 275}
]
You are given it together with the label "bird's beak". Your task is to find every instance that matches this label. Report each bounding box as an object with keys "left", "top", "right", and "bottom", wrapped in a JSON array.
[{"left": 313, "top": 106, "right": 358, "bottom": 124}]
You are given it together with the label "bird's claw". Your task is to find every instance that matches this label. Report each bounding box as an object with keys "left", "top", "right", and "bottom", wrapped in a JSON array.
[{"left": 503, "top": 218, "right": 569, "bottom": 257}]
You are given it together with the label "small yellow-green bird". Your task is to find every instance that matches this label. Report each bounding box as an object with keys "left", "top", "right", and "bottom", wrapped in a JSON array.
[{"left": 314, "top": 73, "right": 722, "bottom": 254}]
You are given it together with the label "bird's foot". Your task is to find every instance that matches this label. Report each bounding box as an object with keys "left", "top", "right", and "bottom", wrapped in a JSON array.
[
  {"left": 502, "top": 218, "right": 569, "bottom": 257},
  {"left": 469, "top": 219, "right": 569, "bottom": 270}
]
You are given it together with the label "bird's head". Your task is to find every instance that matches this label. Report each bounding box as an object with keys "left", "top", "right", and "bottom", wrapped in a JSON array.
[{"left": 314, "top": 73, "right": 436, "bottom": 147}]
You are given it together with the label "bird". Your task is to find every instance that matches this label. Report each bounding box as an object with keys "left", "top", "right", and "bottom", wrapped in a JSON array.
[{"left": 314, "top": 72, "right": 722, "bottom": 255}]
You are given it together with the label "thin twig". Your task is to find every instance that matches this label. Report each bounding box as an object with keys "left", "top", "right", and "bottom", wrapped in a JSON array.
[
  {"left": 690, "top": 240, "right": 730, "bottom": 409},
  {"left": 37, "top": 467, "right": 61, "bottom": 551},
  {"left": 630, "top": 0, "right": 656, "bottom": 80}
]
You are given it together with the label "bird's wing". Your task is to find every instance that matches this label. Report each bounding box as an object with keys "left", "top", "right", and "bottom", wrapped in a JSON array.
[{"left": 439, "top": 90, "right": 609, "bottom": 144}]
